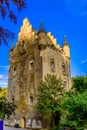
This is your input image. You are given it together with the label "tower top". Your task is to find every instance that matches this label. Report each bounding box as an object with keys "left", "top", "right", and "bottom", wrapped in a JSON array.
[
  {"left": 38, "top": 20, "right": 46, "bottom": 34},
  {"left": 63, "top": 35, "right": 69, "bottom": 46},
  {"left": 40, "top": 20, "right": 44, "bottom": 32}
]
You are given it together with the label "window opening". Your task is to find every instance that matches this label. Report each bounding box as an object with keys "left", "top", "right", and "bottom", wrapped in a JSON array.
[
  {"left": 50, "top": 59, "right": 55, "bottom": 70},
  {"left": 30, "top": 93, "right": 33, "bottom": 104},
  {"left": 14, "top": 67, "right": 16, "bottom": 75},
  {"left": 62, "top": 63, "right": 65, "bottom": 72},
  {"left": 29, "top": 61, "right": 34, "bottom": 72}
]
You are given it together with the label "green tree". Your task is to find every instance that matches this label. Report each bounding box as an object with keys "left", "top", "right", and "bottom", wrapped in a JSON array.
[
  {"left": 0, "top": 87, "right": 7, "bottom": 119},
  {"left": 0, "top": 87, "right": 16, "bottom": 119},
  {"left": 0, "top": 0, "right": 26, "bottom": 45},
  {"left": 72, "top": 76, "right": 87, "bottom": 92},
  {"left": 4, "top": 100, "right": 17, "bottom": 118},
  {"left": 61, "top": 92, "right": 87, "bottom": 130},
  {"left": 37, "top": 74, "right": 65, "bottom": 128},
  {"left": 61, "top": 76, "right": 87, "bottom": 130}
]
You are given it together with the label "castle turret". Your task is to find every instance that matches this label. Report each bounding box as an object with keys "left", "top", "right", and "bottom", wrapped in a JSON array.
[
  {"left": 62, "top": 35, "right": 70, "bottom": 59},
  {"left": 37, "top": 21, "right": 47, "bottom": 50}
]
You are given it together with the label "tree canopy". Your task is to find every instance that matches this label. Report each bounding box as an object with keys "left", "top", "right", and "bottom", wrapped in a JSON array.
[
  {"left": 61, "top": 76, "right": 87, "bottom": 130},
  {"left": 72, "top": 76, "right": 87, "bottom": 92},
  {"left": 0, "top": 87, "right": 7, "bottom": 119},
  {"left": 0, "top": 87, "right": 16, "bottom": 119},
  {"left": 37, "top": 74, "right": 65, "bottom": 128}
]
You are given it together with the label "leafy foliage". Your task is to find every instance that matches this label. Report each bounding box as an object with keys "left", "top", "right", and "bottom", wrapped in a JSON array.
[
  {"left": 61, "top": 76, "right": 87, "bottom": 130},
  {"left": 37, "top": 74, "right": 65, "bottom": 128},
  {"left": 72, "top": 76, "right": 87, "bottom": 92},
  {"left": 0, "top": 0, "right": 26, "bottom": 22},
  {"left": 0, "top": 27, "right": 14, "bottom": 46},
  {"left": 0, "top": 87, "right": 16, "bottom": 119},
  {"left": 0, "top": 0, "right": 26, "bottom": 45},
  {"left": 61, "top": 92, "right": 87, "bottom": 130},
  {"left": 4, "top": 100, "right": 17, "bottom": 118},
  {"left": 0, "top": 87, "right": 7, "bottom": 119}
]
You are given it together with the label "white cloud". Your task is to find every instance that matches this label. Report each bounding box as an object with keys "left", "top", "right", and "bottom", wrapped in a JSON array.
[
  {"left": 0, "top": 74, "right": 8, "bottom": 79},
  {"left": 0, "top": 66, "right": 9, "bottom": 69},
  {"left": 5, "top": 76, "right": 8, "bottom": 79},
  {"left": 0, "top": 74, "right": 4, "bottom": 78},
  {"left": 80, "top": 59, "right": 87, "bottom": 64},
  {"left": 0, "top": 81, "right": 8, "bottom": 88},
  {"left": 0, "top": 74, "right": 8, "bottom": 88},
  {"left": 0, "top": 82, "right": 8, "bottom": 85},
  {"left": 0, "top": 66, "right": 8, "bottom": 88}
]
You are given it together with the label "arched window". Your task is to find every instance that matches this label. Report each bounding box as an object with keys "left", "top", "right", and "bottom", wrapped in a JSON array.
[
  {"left": 29, "top": 61, "right": 34, "bottom": 72},
  {"left": 13, "top": 67, "right": 16, "bottom": 75},
  {"left": 29, "top": 93, "right": 33, "bottom": 104},
  {"left": 50, "top": 59, "right": 55, "bottom": 71},
  {"left": 62, "top": 63, "right": 65, "bottom": 73}
]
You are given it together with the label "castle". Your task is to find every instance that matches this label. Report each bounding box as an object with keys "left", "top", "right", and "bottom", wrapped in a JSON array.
[{"left": 7, "top": 18, "right": 71, "bottom": 128}]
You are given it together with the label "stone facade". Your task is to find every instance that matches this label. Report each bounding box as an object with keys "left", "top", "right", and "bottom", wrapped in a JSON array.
[{"left": 7, "top": 18, "right": 71, "bottom": 128}]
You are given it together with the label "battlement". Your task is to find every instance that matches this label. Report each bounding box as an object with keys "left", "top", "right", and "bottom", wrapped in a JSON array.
[{"left": 11, "top": 18, "right": 70, "bottom": 59}]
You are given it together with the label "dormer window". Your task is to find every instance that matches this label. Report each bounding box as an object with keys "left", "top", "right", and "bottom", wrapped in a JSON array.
[
  {"left": 50, "top": 59, "right": 55, "bottom": 71},
  {"left": 29, "top": 61, "right": 34, "bottom": 72}
]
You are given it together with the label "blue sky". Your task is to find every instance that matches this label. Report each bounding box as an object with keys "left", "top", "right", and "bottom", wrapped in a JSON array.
[{"left": 0, "top": 0, "right": 87, "bottom": 87}]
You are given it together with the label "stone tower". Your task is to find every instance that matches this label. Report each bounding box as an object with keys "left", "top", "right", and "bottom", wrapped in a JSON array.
[{"left": 7, "top": 18, "right": 71, "bottom": 128}]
